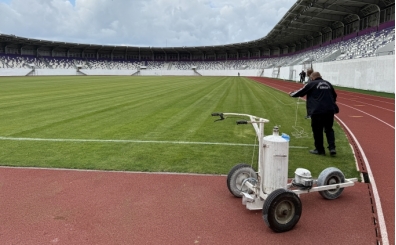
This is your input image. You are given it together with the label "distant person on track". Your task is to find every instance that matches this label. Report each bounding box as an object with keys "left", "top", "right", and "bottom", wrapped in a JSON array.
[
  {"left": 289, "top": 72, "right": 339, "bottom": 156},
  {"left": 299, "top": 70, "right": 306, "bottom": 83}
]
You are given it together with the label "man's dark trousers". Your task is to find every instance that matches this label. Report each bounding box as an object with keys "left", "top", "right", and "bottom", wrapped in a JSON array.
[{"left": 311, "top": 113, "right": 335, "bottom": 153}]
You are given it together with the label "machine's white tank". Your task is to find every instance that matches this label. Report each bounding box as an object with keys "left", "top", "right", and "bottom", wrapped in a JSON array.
[{"left": 262, "top": 134, "right": 289, "bottom": 194}]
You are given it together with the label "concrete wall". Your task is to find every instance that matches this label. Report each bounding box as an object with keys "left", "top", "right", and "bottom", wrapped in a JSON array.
[
  {"left": 198, "top": 70, "right": 260, "bottom": 76},
  {"left": 139, "top": 70, "right": 195, "bottom": 76},
  {"left": 0, "top": 69, "right": 32, "bottom": 76},
  {"left": 260, "top": 56, "right": 394, "bottom": 93},
  {"left": 263, "top": 69, "right": 273, "bottom": 78},
  {"left": 313, "top": 55, "right": 395, "bottom": 93},
  {"left": 34, "top": 69, "right": 80, "bottom": 76},
  {"left": 80, "top": 69, "right": 136, "bottom": 76}
]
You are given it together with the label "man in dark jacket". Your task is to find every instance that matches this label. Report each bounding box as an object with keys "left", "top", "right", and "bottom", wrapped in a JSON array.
[
  {"left": 289, "top": 72, "right": 338, "bottom": 156},
  {"left": 299, "top": 70, "right": 306, "bottom": 83}
]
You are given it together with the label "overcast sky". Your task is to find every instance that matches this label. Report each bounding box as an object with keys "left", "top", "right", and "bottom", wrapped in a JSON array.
[{"left": 0, "top": 0, "right": 296, "bottom": 47}]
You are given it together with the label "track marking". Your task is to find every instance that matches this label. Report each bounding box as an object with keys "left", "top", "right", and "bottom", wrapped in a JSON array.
[
  {"left": 336, "top": 116, "right": 389, "bottom": 245},
  {"left": 0, "top": 136, "right": 308, "bottom": 148},
  {"left": 338, "top": 102, "right": 394, "bottom": 129},
  {"left": 337, "top": 92, "right": 395, "bottom": 105},
  {"left": 346, "top": 100, "right": 394, "bottom": 112}
]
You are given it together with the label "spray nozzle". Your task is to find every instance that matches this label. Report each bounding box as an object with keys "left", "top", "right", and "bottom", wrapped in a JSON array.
[{"left": 273, "top": 126, "right": 279, "bottom": 136}]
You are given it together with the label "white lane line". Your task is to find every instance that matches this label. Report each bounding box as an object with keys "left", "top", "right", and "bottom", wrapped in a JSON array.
[
  {"left": 340, "top": 98, "right": 395, "bottom": 112},
  {"left": 338, "top": 102, "right": 395, "bottom": 129},
  {"left": 336, "top": 116, "right": 389, "bottom": 245},
  {"left": 0, "top": 166, "right": 227, "bottom": 176},
  {"left": 0, "top": 136, "right": 308, "bottom": 148},
  {"left": 337, "top": 92, "right": 395, "bottom": 105}
]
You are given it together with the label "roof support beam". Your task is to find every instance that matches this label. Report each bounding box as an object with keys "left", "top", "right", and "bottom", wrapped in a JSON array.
[
  {"left": 301, "top": 12, "right": 345, "bottom": 22},
  {"left": 314, "top": 2, "right": 361, "bottom": 14}
]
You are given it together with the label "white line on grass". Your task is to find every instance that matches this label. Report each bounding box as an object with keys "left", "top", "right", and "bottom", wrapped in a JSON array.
[
  {"left": 0, "top": 136, "right": 308, "bottom": 148},
  {"left": 0, "top": 166, "right": 227, "bottom": 176}
]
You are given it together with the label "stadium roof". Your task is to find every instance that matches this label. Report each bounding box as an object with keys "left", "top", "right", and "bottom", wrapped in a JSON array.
[
  {"left": 253, "top": 0, "right": 395, "bottom": 49},
  {"left": 0, "top": 0, "right": 394, "bottom": 55}
]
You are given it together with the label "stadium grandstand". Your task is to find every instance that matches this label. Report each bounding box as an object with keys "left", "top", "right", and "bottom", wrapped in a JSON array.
[{"left": 0, "top": 0, "right": 394, "bottom": 92}]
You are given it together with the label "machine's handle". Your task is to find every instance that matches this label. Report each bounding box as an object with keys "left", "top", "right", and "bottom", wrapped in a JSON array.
[
  {"left": 236, "top": 120, "right": 248, "bottom": 125},
  {"left": 211, "top": 112, "right": 224, "bottom": 121}
]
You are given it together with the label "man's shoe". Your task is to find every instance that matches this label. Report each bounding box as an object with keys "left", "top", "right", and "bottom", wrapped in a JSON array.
[
  {"left": 309, "top": 149, "right": 326, "bottom": 155},
  {"left": 330, "top": 149, "right": 337, "bottom": 156}
]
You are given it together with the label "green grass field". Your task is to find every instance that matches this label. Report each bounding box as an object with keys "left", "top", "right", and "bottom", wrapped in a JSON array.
[{"left": 0, "top": 76, "right": 361, "bottom": 178}]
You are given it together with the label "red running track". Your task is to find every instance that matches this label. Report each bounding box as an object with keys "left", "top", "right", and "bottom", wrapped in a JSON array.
[
  {"left": 0, "top": 77, "right": 393, "bottom": 245},
  {"left": 0, "top": 168, "right": 379, "bottom": 245}
]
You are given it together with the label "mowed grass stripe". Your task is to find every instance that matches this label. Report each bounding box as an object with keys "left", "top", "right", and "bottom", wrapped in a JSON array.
[
  {"left": 144, "top": 77, "right": 235, "bottom": 141},
  {"left": 2, "top": 77, "right": 212, "bottom": 137},
  {"left": 0, "top": 76, "right": 359, "bottom": 178}
]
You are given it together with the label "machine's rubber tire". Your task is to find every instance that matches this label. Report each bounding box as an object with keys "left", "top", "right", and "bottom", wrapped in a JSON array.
[
  {"left": 226, "top": 163, "right": 257, "bottom": 198},
  {"left": 317, "top": 167, "right": 345, "bottom": 200},
  {"left": 262, "top": 188, "right": 302, "bottom": 232}
]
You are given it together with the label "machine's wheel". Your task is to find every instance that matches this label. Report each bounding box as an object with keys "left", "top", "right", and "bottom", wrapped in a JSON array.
[
  {"left": 317, "top": 167, "right": 345, "bottom": 200},
  {"left": 226, "top": 164, "right": 257, "bottom": 198},
  {"left": 262, "top": 188, "right": 302, "bottom": 232}
]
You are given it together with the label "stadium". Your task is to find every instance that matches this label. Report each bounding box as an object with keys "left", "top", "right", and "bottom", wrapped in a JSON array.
[
  {"left": 0, "top": 0, "right": 394, "bottom": 92},
  {"left": 0, "top": 0, "right": 394, "bottom": 244}
]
